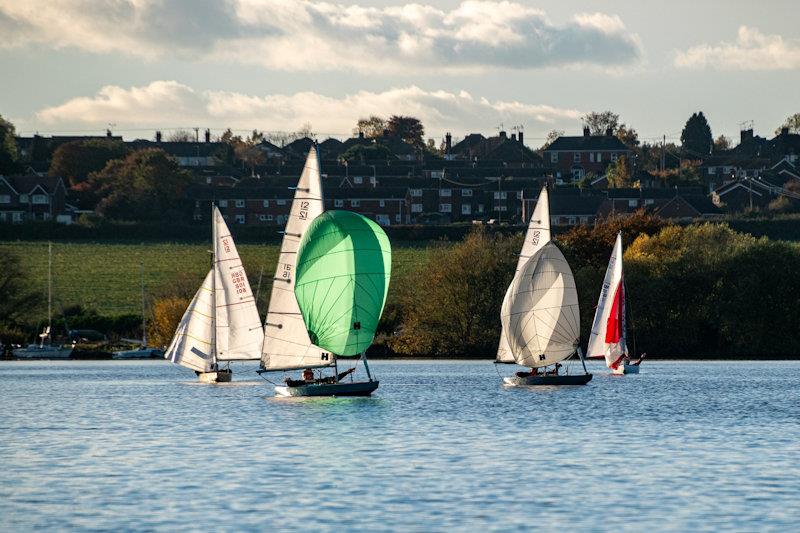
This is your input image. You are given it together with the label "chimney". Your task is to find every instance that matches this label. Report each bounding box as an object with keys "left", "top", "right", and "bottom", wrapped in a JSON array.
[
  {"left": 605, "top": 126, "right": 613, "bottom": 136},
  {"left": 583, "top": 126, "right": 590, "bottom": 137},
  {"left": 383, "top": 129, "right": 390, "bottom": 138},
  {"left": 511, "top": 133, "right": 517, "bottom": 141},
  {"left": 518, "top": 131, "right": 524, "bottom": 145},
  {"left": 358, "top": 131, "right": 364, "bottom": 139},
  {"left": 781, "top": 127, "right": 789, "bottom": 136},
  {"left": 740, "top": 129, "right": 754, "bottom": 144},
  {"left": 499, "top": 130, "right": 507, "bottom": 139},
  {"left": 445, "top": 132, "right": 452, "bottom": 153},
  {"left": 106, "top": 128, "right": 112, "bottom": 138},
  {"left": 204, "top": 129, "right": 211, "bottom": 143},
  {"left": 155, "top": 130, "right": 162, "bottom": 143}
]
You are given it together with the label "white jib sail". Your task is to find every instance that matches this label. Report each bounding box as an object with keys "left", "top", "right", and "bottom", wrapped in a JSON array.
[
  {"left": 586, "top": 232, "right": 628, "bottom": 368},
  {"left": 501, "top": 242, "right": 581, "bottom": 368},
  {"left": 164, "top": 270, "right": 215, "bottom": 373},
  {"left": 497, "top": 185, "right": 551, "bottom": 363},
  {"left": 261, "top": 147, "right": 330, "bottom": 371},
  {"left": 212, "top": 206, "right": 264, "bottom": 361}
]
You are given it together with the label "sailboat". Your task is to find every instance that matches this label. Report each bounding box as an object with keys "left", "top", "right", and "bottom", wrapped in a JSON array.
[
  {"left": 261, "top": 209, "right": 391, "bottom": 397},
  {"left": 163, "top": 206, "right": 264, "bottom": 382},
  {"left": 114, "top": 263, "right": 161, "bottom": 359},
  {"left": 13, "top": 242, "right": 74, "bottom": 359},
  {"left": 586, "top": 232, "right": 643, "bottom": 375},
  {"left": 495, "top": 185, "right": 592, "bottom": 385},
  {"left": 259, "top": 147, "right": 388, "bottom": 396}
]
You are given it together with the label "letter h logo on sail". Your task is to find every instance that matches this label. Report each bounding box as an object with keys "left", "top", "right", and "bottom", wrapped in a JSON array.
[{"left": 321, "top": 353, "right": 329, "bottom": 361}]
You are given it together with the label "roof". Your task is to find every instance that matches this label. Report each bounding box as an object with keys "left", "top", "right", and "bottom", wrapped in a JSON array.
[
  {"left": 450, "top": 133, "right": 486, "bottom": 155},
  {"left": 549, "top": 195, "right": 604, "bottom": 216},
  {"left": 126, "top": 141, "right": 227, "bottom": 158},
  {"left": 545, "top": 134, "right": 630, "bottom": 152},
  {"left": 2, "top": 174, "right": 66, "bottom": 194}
]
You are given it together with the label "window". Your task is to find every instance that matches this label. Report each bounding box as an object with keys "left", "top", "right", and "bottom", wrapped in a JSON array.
[
  {"left": 461, "top": 204, "right": 472, "bottom": 215},
  {"left": 572, "top": 168, "right": 583, "bottom": 181},
  {"left": 493, "top": 192, "right": 507, "bottom": 200},
  {"left": 235, "top": 199, "right": 245, "bottom": 208},
  {"left": 573, "top": 153, "right": 581, "bottom": 163},
  {"left": 193, "top": 214, "right": 202, "bottom": 221},
  {"left": 335, "top": 199, "right": 344, "bottom": 207},
  {"left": 379, "top": 200, "right": 385, "bottom": 207},
  {"left": 644, "top": 199, "right": 654, "bottom": 206},
  {"left": 439, "top": 203, "right": 452, "bottom": 213},
  {"left": 195, "top": 200, "right": 200, "bottom": 208},
  {"left": 259, "top": 214, "right": 268, "bottom": 222},
  {"left": 0, "top": 195, "right": 10, "bottom": 204},
  {"left": 550, "top": 153, "right": 558, "bottom": 163},
  {"left": 19, "top": 194, "right": 28, "bottom": 203},
  {"left": 411, "top": 203, "right": 423, "bottom": 213},
  {"left": 516, "top": 191, "right": 523, "bottom": 200},
  {"left": 596, "top": 153, "right": 602, "bottom": 162},
  {"left": 395, "top": 214, "right": 401, "bottom": 222},
  {"left": 440, "top": 188, "right": 452, "bottom": 197},
  {"left": 496, "top": 206, "right": 507, "bottom": 212},
  {"left": 354, "top": 176, "right": 363, "bottom": 184},
  {"left": 477, "top": 204, "right": 484, "bottom": 213},
  {"left": 707, "top": 167, "right": 716, "bottom": 175},
  {"left": 580, "top": 216, "right": 589, "bottom": 224},
  {"left": 235, "top": 215, "right": 245, "bottom": 224},
  {"left": 461, "top": 189, "right": 472, "bottom": 197},
  {"left": 12, "top": 212, "right": 23, "bottom": 223},
  {"left": 219, "top": 200, "right": 228, "bottom": 207},
  {"left": 350, "top": 200, "right": 360, "bottom": 207},
  {"left": 277, "top": 199, "right": 286, "bottom": 206},
  {"left": 589, "top": 153, "right": 595, "bottom": 163},
  {"left": 611, "top": 153, "right": 619, "bottom": 162},
  {"left": 410, "top": 188, "right": 422, "bottom": 197},
  {"left": 263, "top": 200, "right": 270, "bottom": 207},
  {"left": 568, "top": 217, "right": 576, "bottom": 225},
  {"left": 628, "top": 200, "right": 637, "bottom": 208}
]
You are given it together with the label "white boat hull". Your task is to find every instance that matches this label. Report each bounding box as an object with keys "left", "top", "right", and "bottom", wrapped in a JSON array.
[
  {"left": 275, "top": 380, "right": 379, "bottom": 397},
  {"left": 113, "top": 348, "right": 161, "bottom": 359},
  {"left": 197, "top": 369, "right": 232, "bottom": 383},
  {"left": 611, "top": 363, "right": 641, "bottom": 375},
  {"left": 13, "top": 345, "right": 73, "bottom": 359}
]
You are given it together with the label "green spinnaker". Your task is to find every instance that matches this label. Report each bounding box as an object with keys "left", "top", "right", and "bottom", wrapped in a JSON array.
[{"left": 294, "top": 210, "right": 392, "bottom": 356}]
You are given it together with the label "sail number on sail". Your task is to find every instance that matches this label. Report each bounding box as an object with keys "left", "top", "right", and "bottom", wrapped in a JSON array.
[{"left": 299, "top": 201, "right": 310, "bottom": 220}]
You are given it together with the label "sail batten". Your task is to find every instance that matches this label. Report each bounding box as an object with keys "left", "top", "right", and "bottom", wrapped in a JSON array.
[
  {"left": 587, "top": 232, "right": 628, "bottom": 368},
  {"left": 261, "top": 147, "right": 329, "bottom": 370}
]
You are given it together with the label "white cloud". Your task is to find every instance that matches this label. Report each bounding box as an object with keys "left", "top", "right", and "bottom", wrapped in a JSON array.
[
  {"left": 0, "top": 0, "right": 642, "bottom": 72},
  {"left": 32, "top": 80, "right": 582, "bottom": 137},
  {"left": 675, "top": 26, "right": 800, "bottom": 71}
]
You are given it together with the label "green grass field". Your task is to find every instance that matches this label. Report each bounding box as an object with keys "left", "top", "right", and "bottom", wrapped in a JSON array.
[{"left": 4, "top": 241, "right": 439, "bottom": 319}]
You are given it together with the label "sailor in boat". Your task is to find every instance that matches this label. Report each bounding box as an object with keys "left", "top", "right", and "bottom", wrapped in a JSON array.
[{"left": 284, "top": 366, "right": 358, "bottom": 387}]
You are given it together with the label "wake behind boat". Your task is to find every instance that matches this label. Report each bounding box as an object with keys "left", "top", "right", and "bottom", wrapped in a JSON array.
[
  {"left": 495, "top": 185, "right": 592, "bottom": 386},
  {"left": 586, "top": 232, "right": 644, "bottom": 375}
]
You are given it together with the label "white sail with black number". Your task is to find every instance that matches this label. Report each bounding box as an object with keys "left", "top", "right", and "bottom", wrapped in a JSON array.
[
  {"left": 164, "top": 270, "right": 215, "bottom": 373},
  {"left": 496, "top": 185, "right": 551, "bottom": 363},
  {"left": 587, "top": 232, "right": 628, "bottom": 368},
  {"left": 501, "top": 242, "right": 581, "bottom": 368},
  {"left": 260, "top": 147, "right": 330, "bottom": 371},
  {"left": 212, "top": 207, "right": 264, "bottom": 361}
]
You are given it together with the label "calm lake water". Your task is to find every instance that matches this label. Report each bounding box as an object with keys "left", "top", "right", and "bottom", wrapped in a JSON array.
[{"left": 1, "top": 359, "right": 798, "bottom": 531}]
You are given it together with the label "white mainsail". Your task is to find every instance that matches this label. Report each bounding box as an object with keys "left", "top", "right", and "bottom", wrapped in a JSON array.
[
  {"left": 212, "top": 206, "right": 264, "bottom": 361},
  {"left": 164, "top": 270, "right": 215, "bottom": 373},
  {"left": 261, "top": 147, "right": 330, "bottom": 371},
  {"left": 586, "top": 232, "right": 628, "bottom": 368},
  {"left": 500, "top": 242, "right": 581, "bottom": 368},
  {"left": 496, "top": 185, "right": 551, "bottom": 363}
]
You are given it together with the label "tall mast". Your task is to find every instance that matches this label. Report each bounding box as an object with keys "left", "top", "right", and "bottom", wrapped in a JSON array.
[
  {"left": 140, "top": 262, "right": 147, "bottom": 347},
  {"left": 210, "top": 205, "right": 218, "bottom": 367},
  {"left": 47, "top": 242, "right": 52, "bottom": 345}
]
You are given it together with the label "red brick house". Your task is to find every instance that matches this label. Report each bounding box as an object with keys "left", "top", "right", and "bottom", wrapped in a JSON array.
[
  {"left": 0, "top": 174, "right": 70, "bottom": 224},
  {"left": 543, "top": 128, "right": 632, "bottom": 183}
]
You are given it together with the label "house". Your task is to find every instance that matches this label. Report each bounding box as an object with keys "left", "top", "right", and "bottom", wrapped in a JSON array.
[
  {"left": 0, "top": 174, "right": 70, "bottom": 224},
  {"left": 654, "top": 195, "right": 723, "bottom": 221},
  {"left": 543, "top": 127, "right": 632, "bottom": 183},
  {"left": 127, "top": 140, "right": 229, "bottom": 167},
  {"left": 711, "top": 181, "right": 769, "bottom": 212}
]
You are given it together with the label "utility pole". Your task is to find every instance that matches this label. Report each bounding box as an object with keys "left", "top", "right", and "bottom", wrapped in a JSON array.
[{"left": 661, "top": 134, "right": 666, "bottom": 172}]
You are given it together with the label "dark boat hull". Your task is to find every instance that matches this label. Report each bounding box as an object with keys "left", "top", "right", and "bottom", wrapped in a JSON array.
[
  {"left": 503, "top": 374, "right": 592, "bottom": 386},
  {"left": 275, "top": 380, "right": 379, "bottom": 397}
]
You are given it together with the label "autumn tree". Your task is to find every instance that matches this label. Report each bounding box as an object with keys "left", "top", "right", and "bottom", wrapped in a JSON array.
[
  {"left": 605, "top": 155, "right": 633, "bottom": 188},
  {"left": 355, "top": 116, "right": 387, "bottom": 138},
  {"left": 0, "top": 114, "right": 19, "bottom": 175},
  {"left": 541, "top": 129, "right": 564, "bottom": 150},
  {"left": 713, "top": 135, "right": 732, "bottom": 152},
  {"left": 582, "top": 111, "right": 619, "bottom": 135},
  {"left": 49, "top": 139, "right": 128, "bottom": 186},
  {"left": 680, "top": 112, "right": 713, "bottom": 158},
  {"left": 775, "top": 113, "right": 800, "bottom": 134},
  {"left": 168, "top": 129, "right": 195, "bottom": 142},
  {"left": 387, "top": 115, "right": 425, "bottom": 150},
  {"left": 150, "top": 296, "right": 190, "bottom": 347},
  {"left": 85, "top": 149, "right": 192, "bottom": 222}
]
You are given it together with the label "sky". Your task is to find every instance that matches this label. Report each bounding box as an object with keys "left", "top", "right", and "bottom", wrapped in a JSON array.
[{"left": 1, "top": 0, "right": 798, "bottom": 146}]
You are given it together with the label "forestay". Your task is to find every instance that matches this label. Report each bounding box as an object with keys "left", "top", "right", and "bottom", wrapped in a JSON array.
[
  {"left": 294, "top": 210, "right": 392, "bottom": 357},
  {"left": 164, "top": 270, "right": 215, "bottom": 373},
  {"left": 501, "top": 242, "right": 581, "bottom": 368},
  {"left": 497, "top": 185, "right": 551, "bottom": 363},
  {"left": 587, "top": 232, "right": 628, "bottom": 368},
  {"left": 261, "top": 147, "right": 329, "bottom": 371},
  {"left": 212, "top": 207, "right": 263, "bottom": 361}
]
